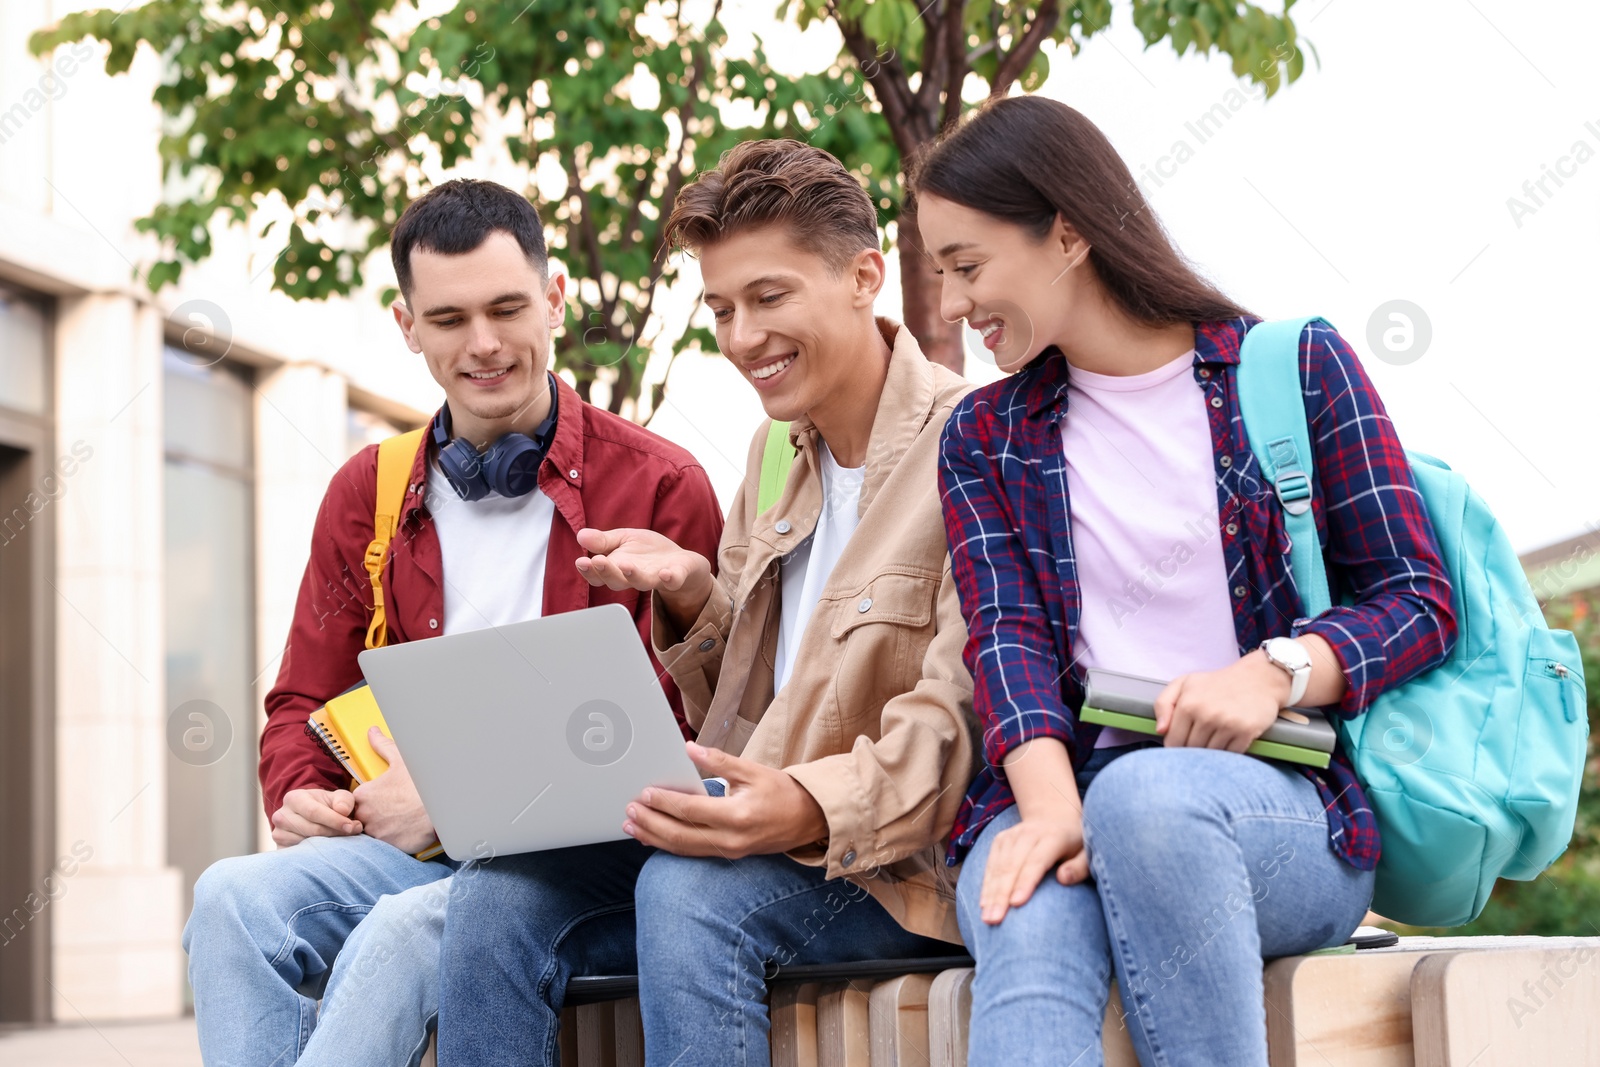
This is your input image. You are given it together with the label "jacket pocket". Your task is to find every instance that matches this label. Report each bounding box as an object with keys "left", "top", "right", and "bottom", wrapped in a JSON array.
[
  {"left": 826, "top": 570, "right": 942, "bottom": 730},
  {"left": 829, "top": 569, "right": 940, "bottom": 638}
]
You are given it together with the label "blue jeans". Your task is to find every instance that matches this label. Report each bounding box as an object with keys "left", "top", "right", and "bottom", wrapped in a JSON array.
[
  {"left": 435, "top": 838, "right": 655, "bottom": 1067},
  {"left": 635, "top": 850, "right": 964, "bottom": 1066},
  {"left": 183, "top": 833, "right": 457, "bottom": 1067},
  {"left": 956, "top": 746, "right": 1375, "bottom": 1067},
  {"left": 437, "top": 795, "right": 962, "bottom": 1066},
  {"left": 299, "top": 873, "right": 462, "bottom": 1067}
]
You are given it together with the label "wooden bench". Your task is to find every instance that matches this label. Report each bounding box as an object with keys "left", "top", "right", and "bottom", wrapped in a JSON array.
[{"left": 420, "top": 937, "right": 1600, "bottom": 1065}]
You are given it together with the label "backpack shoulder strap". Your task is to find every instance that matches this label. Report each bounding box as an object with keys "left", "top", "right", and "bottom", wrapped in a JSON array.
[
  {"left": 364, "top": 427, "right": 427, "bottom": 649},
  {"left": 757, "top": 420, "right": 794, "bottom": 515},
  {"left": 1235, "top": 317, "right": 1333, "bottom": 617}
]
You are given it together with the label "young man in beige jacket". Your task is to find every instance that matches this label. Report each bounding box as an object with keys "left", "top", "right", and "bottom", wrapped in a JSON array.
[{"left": 435, "top": 139, "right": 977, "bottom": 1067}]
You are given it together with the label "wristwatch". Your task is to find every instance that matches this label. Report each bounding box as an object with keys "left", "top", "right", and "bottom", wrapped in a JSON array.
[{"left": 1259, "top": 637, "right": 1312, "bottom": 707}]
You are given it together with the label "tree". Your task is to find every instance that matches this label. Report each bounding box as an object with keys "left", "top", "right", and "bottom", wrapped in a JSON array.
[
  {"left": 30, "top": 0, "right": 879, "bottom": 416},
  {"left": 34, "top": 1, "right": 1310, "bottom": 404},
  {"left": 789, "top": 0, "right": 1310, "bottom": 370}
]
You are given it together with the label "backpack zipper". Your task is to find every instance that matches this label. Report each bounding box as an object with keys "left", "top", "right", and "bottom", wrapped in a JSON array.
[{"left": 1548, "top": 662, "right": 1578, "bottom": 722}]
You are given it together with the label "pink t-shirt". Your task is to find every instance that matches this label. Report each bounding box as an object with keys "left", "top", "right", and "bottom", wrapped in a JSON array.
[{"left": 1060, "top": 351, "right": 1242, "bottom": 747}]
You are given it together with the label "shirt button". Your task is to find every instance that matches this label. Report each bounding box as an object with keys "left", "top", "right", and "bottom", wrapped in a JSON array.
[
  {"left": 1198, "top": 368, "right": 1211, "bottom": 379},
  {"left": 1220, "top": 455, "right": 1233, "bottom": 468},
  {"left": 1210, "top": 395, "right": 1224, "bottom": 408},
  {"left": 568, "top": 468, "right": 579, "bottom": 479},
  {"left": 841, "top": 849, "right": 856, "bottom": 868},
  {"left": 698, "top": 638, "right": 716, "bottom": 652},
  {"left": 858, "top": 598, "right": 873, "bottom": 613},
  {"left": 429, "top": 618, "right": 439, "bottom": 629},
  {"left": 1225, "top": 523, "right": 1239, "bottom": 536},
  {"left": 1233, "top": 585, "right": 1247, "bottom": 598},
  {"left": 775, "top": 519, "right": 792, "bottom": 535}
]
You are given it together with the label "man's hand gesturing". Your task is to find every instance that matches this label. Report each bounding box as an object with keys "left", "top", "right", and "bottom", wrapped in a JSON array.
[{"left": 575, "top": 527, "right": 714, "bottom": 636}]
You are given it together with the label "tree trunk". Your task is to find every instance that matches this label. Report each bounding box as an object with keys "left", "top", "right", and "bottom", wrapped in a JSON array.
[{"left": 895, "top": 196, "right": 964, "bottom": 373}]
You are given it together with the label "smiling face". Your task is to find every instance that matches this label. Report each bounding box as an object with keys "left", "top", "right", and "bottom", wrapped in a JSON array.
[
  {"left": 698, "top": 226, "right": 884, "bottom": 423},
  {"left": 916, "top": 193, "right": 1092, "bottom": 373},
  {"left": 392, "top": 231, "right": 566, "bottom": 444}
]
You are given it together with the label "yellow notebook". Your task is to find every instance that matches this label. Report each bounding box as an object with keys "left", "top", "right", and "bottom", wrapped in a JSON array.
[
  {"left": 305, "top": 683, "right": 443, "bottom": 860},
  {"left": 306, "top": 683, "right": 393, "bottom": 784}
]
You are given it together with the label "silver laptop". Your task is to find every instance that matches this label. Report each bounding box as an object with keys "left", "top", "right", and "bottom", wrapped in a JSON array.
[{"left": 357, "top": 603, "right": 706, "bottom": 860}]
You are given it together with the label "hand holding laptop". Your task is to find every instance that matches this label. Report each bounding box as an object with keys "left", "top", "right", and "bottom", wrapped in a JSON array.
[
  {"left": 624, "top": 741, "right": 828, "bottom": 858},
  {"left": 358, "top": 604, "right": 711, "bottom": 860}
]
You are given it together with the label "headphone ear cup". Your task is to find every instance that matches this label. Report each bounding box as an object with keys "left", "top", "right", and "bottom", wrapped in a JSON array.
[
  {"left": 438, "top": 437, "right": 490, "bottom": 501},
  {"left": 482, "top": 433, "right": 543, "bottom": 498}
]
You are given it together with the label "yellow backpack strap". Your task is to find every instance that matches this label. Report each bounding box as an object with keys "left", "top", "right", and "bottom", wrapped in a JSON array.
[{"left": 364, "top": 427, "right": 427, "bottom": 649}]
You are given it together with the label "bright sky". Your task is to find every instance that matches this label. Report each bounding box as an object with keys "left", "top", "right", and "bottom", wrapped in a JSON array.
[{"left": 642, "top": 0, "right": 1600, "bottom": 555}]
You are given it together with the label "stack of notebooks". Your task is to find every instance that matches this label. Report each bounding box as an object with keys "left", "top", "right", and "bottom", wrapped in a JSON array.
[
  {"left": 305, "top": 683, "right": 444, "bottom": 860},
  {"left": 1080, "top": 667, "right": 1336, "bottom": 768}
]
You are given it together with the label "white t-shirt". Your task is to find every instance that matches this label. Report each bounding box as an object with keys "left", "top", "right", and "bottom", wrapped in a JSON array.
[
  {"left": 1060, "top": 351, "right": 1241, "bottom": 747},
  {"left": 774, "top": 440, "right": 866, "bottom": 692},
  {"left": 424, "top": 458, "right": 556, "bottom": 635}
]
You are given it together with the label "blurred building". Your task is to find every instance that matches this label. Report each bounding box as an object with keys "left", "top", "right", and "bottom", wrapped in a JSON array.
[{"left": 0, "top": 2, "right": 440, "bottom": 1022}]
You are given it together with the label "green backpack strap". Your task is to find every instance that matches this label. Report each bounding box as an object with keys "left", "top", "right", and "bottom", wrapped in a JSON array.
[
  {"left": 1235, "top": 317, "right": 1333, "bottom": 616},
  {"left": 757, "top": 420, "right": 794, "bottom": 514}
]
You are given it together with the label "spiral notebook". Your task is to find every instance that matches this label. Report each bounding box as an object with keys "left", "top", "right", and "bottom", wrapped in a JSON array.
[{"left": 304, "top": 683, "right": 444, "bottom": 860}]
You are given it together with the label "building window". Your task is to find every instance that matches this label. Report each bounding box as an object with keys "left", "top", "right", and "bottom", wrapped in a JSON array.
[
  {"left": 0, "top": 284, "right": 48, "bottom": 415},
  {"left": 162, "top": 346, "right": 256, "bottom": 931},
  {"left": 347, "top": 406, "right": 404, "bottom": 459}
]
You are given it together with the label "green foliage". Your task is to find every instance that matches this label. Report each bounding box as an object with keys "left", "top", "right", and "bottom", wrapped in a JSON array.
[
  {"left": 1390, "top": 590, "right": 1600, "bottom": 938},
  {"left": 31, "top": 0, "right": 1313, "bottom": 404},
  {"left": 782, "top": 0, "right": 1305, "bottom": 145},
  {"left": 777, "top": 0, "right": 1309, "bottom": 366},
  {"left": 29, "top": 0, "right": 875, "bottom": 414}
]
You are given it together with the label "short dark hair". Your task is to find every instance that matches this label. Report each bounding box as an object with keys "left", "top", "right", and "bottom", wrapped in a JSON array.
[
  {"left": 664, "top": 139, "right": 878, "bottom": 273},
  {"left": 390, "top": 179, "right": 548, "bottom": 297}
]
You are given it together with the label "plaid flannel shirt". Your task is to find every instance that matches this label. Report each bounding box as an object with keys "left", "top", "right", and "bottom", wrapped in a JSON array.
[{"left": 940, "top": 317, "right": 1457, "bottom": 870}]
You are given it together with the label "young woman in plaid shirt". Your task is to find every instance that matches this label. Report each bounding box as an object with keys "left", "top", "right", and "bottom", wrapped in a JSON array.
[{"left": 911, "top": 96, "right": 1457, "bottom": 1066}]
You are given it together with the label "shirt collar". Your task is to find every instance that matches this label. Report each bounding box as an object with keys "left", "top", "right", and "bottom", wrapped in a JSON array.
[
  {"left": 1021, "top": 316, "right": 1257, "bottom": 419},
  {"left": 543, "top": 372, "right": 585, "bottom": 487}
]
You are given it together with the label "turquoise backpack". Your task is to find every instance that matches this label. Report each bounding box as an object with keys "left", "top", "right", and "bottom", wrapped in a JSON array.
[{"left": 1237, "top": 317, "right": 1590, "bottom": 927}]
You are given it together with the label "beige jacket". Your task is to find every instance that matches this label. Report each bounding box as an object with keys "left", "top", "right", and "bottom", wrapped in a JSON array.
[{"left": 654, "top": 319, "right": 977, "bottom": 944}]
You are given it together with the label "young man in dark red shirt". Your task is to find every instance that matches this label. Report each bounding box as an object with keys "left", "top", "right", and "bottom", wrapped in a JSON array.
[{"left": 181, "top": 179, "right": 723, "bottom": 1067}]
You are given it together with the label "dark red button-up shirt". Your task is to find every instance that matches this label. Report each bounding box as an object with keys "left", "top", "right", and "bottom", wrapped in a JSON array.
[{"left": 259, "top": 374, "right": 725, "bottom": 817}]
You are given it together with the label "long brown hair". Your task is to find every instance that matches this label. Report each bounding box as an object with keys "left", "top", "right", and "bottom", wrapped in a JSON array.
[{"left": 910, "top": 96, "right": 1250, "bottom": 324}]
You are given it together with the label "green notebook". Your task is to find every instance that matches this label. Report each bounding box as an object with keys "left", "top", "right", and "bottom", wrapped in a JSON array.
[
  {"left": 1080, "top": 667, "right": 1335, "bottom": 769},
  {"left": 1078, "top": 705, "right": 1331, "bottom": 768}
]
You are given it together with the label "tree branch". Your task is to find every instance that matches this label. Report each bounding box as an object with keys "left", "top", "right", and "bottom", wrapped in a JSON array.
[
  {"left": 563, "top": 153, "right": 617, "bottom": 340},
  {"left": 833, "top": 6, "right": 921, "bottom": 157},
  {"left": 617, "top": 169, "right": 653, "bottom": 255},
  {"left": 989, "top": 0, "right": 1060, "bottom": 99},
  {"left": 913, "top": 0, "right": 946, "bottom": 119},
  {"left": 940, "top": 0, "right": 967, "bottom": 132},
  {"left": 641, "top": 0, "right": 715, "bottom": 322}
]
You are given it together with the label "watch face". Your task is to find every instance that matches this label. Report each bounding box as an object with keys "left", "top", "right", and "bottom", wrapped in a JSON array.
[{"left": 1267, "top": 637, "right": 1311, "bottom": 670}]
